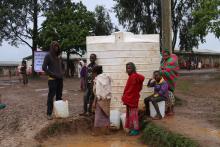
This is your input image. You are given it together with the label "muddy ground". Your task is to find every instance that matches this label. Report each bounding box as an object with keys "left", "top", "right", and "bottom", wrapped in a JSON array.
[
  {"left": 0, "top": 73, "right": 220, "bottom": 147},
  {"left": 156, "top": 73, "right": 220, "bottom": 147},
  {"left": 0, "top": 76, "right": 84, "bottom": 147}
]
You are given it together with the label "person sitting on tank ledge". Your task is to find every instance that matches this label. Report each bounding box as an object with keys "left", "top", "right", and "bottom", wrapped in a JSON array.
[{"left": 144, "top": 70, "right": 169, "bottom": 120}]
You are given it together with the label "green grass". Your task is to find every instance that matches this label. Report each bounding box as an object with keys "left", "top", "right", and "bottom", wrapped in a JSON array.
[
  {"left": 140, "top": 123, "right": 199, "bottom": 147},
  {"left": 214, "top": 75, "right": 220, "bottom": 80},
  {"left": 177, "top": 80, "right": 191, "bottom": 93},
  {"left": 46, "top": 121, "right": 75, "bottom": 136},
  {"left": 29, "top": 74, "right": 41, "bottom": 80},
  {"left": 175, "top": 95, "right": 187, "bottom": 106}
]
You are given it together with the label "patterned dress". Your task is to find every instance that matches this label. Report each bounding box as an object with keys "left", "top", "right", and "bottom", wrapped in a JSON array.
[{"left": 160, "top": 54, "right": 179, "bottom": 92}]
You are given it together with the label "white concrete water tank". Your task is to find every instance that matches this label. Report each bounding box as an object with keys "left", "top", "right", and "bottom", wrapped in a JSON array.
[{"left": 86, "top": 32, "right": 160, "bottom": 110}]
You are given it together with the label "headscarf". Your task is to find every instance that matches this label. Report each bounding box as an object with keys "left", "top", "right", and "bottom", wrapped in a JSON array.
[{"left": 162, "top": 48, "right": 170, "bottom": 55}]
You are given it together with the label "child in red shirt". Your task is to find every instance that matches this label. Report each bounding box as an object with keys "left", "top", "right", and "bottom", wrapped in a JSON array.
[{"left": 122, "top": 62, "right": 145, "bottom": 136}]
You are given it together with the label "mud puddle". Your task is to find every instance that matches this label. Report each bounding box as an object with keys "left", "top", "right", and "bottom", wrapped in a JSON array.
[{"left": 41, "top": 133, "right": 146, "bottom": 147}]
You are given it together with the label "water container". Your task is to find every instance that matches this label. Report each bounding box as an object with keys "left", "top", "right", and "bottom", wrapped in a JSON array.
[
  {"left": 110, "top": 109, "right": 121, "bottom": 129},
  {"left": 120, "top": 113, "right": 126, "bottom": 131},
  {"left": 149, "top": 101, "right": 165, "bottom": 118},
  {"left": 54, "top": 100, "right": 69, "bottom": 118}
]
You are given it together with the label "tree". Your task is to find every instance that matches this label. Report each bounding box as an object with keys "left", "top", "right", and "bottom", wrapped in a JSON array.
[
  {"left": 192, "top": 0, "right": 220, "bottom": 39},
  {"left": 114, "top": 0, "right": 159, "bottom": 34},
  {"left": 113, "top": 0, "right": 200, "bottom": 52},
  {"left": 0, "top": 0, "right": 43, "bottom": 76},
  {"left": 179, "top": 1, "right": 201, "bottom": 51},
  {"left": 179, "top": 22, "right": 200, "bottom": 51},
  {"left": 94, "top": 5, "right": 114, "bottom": 35},
  {"left": 39, "top": 1, "right": 96, "bottom": 77}
]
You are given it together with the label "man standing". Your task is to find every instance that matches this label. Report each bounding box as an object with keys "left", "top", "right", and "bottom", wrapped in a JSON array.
[
  {"left": 80, "top": 54, "right": 97, "bottom": 116},
  {"left": 42, "top": 41, "right": 64, "bottom": 120}
]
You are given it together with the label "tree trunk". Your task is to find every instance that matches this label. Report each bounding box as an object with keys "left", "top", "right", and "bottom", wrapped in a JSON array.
[
  {"left": 31, "top": 0, "right": 38, "bottom": 77},
  {"left": 172, "top": 27, "right": 178, "bottom": 52},
  {"left": 161, "top": 0, "right": 172, "bottom": 54},
  {"left": 66, "top": 52, "right": 70, "bottom": 78}
]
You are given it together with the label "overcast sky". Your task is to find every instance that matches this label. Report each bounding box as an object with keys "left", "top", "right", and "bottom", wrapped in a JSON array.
[{"left": 0, "top": 0, "right": 219, "bottom": 61}]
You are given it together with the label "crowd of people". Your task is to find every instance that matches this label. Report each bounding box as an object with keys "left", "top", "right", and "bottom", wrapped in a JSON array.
[
  {"left": 184, "top": 59, "right": 202, "bottom": 70},
  {"left": 40, "top": 41, "right": 179, "bottom": 136}
]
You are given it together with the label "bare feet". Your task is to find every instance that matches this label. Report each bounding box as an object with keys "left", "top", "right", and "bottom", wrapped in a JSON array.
[
  {"left": 152, "top": 115, "right": 162, "bottom": 120},
  {"left": 79, "top": 112, "right": 87, "bottom": 116}
]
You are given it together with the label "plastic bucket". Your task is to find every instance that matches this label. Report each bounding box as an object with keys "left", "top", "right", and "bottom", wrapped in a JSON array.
[
  {"left": 149, "top": 101, "right": 165, "bottom": 118},
  {"left": 54, "top": 100, "right": 69, "bottom": 118},
  {"left": 110, "top": 109, "right": 121, "bottom": 129}
]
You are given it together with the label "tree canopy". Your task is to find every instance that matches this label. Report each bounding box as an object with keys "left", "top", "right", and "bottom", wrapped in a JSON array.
[
  {"left": 39, "top": 1, "right": 95, "bottom": 53},
  {"left": 0, "top": 0, "right": 40, "bottom": 48},
  {"left": 113, "top": 0, "right": 202, "bottom": 51},
  {"left": 94, "top": 5, "right": 114, "bottom": 36},
  {"left": 192, "top": 0, "right": 220, "bottom": 40}
]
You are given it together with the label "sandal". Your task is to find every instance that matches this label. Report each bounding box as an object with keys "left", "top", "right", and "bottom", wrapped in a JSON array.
[
  {"left": 0, "top": 103, "right": 6, "bottom": 110},
  {"left": 129, "top": 130, "right": 139, "bottom": 136}
]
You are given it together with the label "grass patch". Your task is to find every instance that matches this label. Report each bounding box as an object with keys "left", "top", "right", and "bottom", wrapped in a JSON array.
[
  {"left": 214, "top": 75, "right": 220, "bottom": 80},
  {"left": 175, "top": 95, "right": 187, "bottom": 106},
  {"left": 140, "top": 123, "right": 199, "bottom": 147},
  {"left": 29, "top": 74, "right": 41, "bottom": 80},
  {"left": 177, "top": 80, "right": 191, "bottom": 93},
  {"left": 44, "top": 121, "right": 75, "bottom": 136},
  {"left": 35, "top": 117, "right": 93, "bottom": 142}
]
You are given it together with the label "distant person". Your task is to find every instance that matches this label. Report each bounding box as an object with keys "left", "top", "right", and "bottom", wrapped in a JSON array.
[
  {"left": 191, "top": 61, "right": 195, "bottom": 70},
  {"left": 92, "top": 66, "right": 112, "bottom": 135},
  {"left": 198, "top": 61, "right": 202, "bottom": 70},
  {"left": 144, "top": 71, "right": 169, "bottom": 119},
  {"left": 20, "top": 60, "right": 28, "bottom": 85},
  {"left": 17, "top": 65, "right": 22, "bottom": 83},
  {"left": 80, "top": 54, "right": 97, "bottom": 116},
  {"left": 8, "top": 68, "right": 12, "bottom": 82},
  {"left": 79, "top": 60, "right": 87, "bottom": 91},
  {"left": 78, "top": 60, "right": 82, "bottom": 79},
  {"left": 42, "top": 41, "right": 64, "bottom": 120},
  {"left": 122, "top": 62, "right": 145, "bottom": 136},
  {"left": 70, "top": 61, "right": 75, "bottom": 77},
  {"left": 187, "top": 60, "right": 191, "bottom": 71},
  {"left": 0, "top": 94, "right": 6, "bottom": 110}
]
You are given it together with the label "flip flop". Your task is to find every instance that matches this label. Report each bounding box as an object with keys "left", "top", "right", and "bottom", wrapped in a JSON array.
[
  {"left": 129, "top": 130, "right": 140, "bottom": 136},
  {"left": 0, "top": 103, "right": 6, "bottom": 110}
]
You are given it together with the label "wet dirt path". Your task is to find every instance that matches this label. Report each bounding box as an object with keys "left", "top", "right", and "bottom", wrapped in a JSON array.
[
  {"left": 154, "top": 73, "right": 220, "bottom": 147},
  {"left": 155, "top": 116, "right": 220, "bottom": 147},
  {"left": 0, "top": 77, "right": 84, "bottom": 147},
  {"left": 1, "top": 73, "right": 220, "bottom": 146}
]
